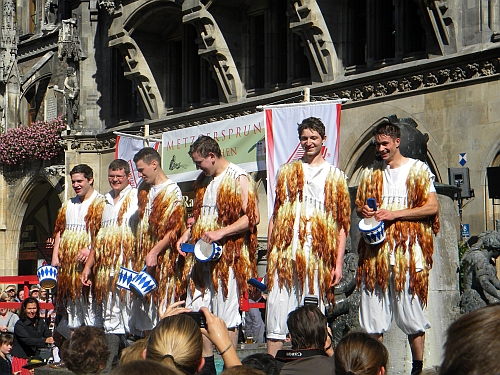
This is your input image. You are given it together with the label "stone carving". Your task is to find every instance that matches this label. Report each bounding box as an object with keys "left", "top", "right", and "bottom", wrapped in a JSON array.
[
  {"left": 375, "top": 83, "right": 387, "bottom": 96},
  {"left": 287, "top": 0, "right": 335, "bottom": 82},
  {"left": 425, "top": 73, "right": 438, "bottom": 87},
  {"left": 98, "top": 0, "right": 117, "bottom": 15},
  {"left": 58, "top": 19, "right": 82, "bottom": 60},
  {"left": 326, "top": 245, "right": 360, "bottom": 346},
  {"left": 108, "top": 31, "right": 163, "bottom": 119},
  {"left": 321, "top": 57, "right": 500, "bottom": 104},
  {"left": 353, "top": 88, "right": 364, "bottom": 101},
  {"left": 43, "top": 0, "right": 58, "bottom": 29},
  {"left": 54, "top": 67, "right": 79, "bottom": 129},
  {"left": 482, "top": 61, "right": 495, "bottom": 76},
  {"left": 0, "top": 0, "right": 18, "bottom": 83},
  {"left": 182, "top": 2, "right": 244, "bottom": 103},
  {"left": 399, "top": 78, "right": 412, "bottom": 92},
  {"left": 452, "top": 67, "right": 466, "bottom": 81},
  {"left": 467, "top": 63, "right": 479, "bottom": 78},
  {"left": 460, "top": 230, "right": 500, "bottom": 314},
  {"left": 438, "top": 69, "right": 451, "bottom": 83}
]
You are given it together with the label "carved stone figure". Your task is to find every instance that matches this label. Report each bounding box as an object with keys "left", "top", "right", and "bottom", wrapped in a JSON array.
[
  {"left": 325, "top": 239, "right": 360, "bottom": 347},
  {"left": 44, "top": 0, "right": 58, "bottom": 28},
  {"left": 460, "top": 230, "right": 500, "bottom": 314},
  {"left": 54, "top": 67, "right": 79, "bottom": 129}
]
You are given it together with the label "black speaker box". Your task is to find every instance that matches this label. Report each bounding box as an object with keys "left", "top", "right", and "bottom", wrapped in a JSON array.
[{"left": 487, "top": 166, "right": 500, "bottom": 199}]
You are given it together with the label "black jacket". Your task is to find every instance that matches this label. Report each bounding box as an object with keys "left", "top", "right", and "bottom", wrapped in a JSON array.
[
  {"left": 0, "top": 355, "right": 12, "bottom": 375},
  {"left": 11, "top": 318, "right": 51, "bottom": 359}
]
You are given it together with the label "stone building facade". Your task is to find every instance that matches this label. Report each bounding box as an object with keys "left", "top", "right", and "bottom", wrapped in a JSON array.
[{"left": 0, "top": 0, "right": 499, "bottom": 370}]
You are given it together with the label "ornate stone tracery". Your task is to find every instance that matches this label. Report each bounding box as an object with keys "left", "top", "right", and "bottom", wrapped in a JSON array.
[
  {"left": 58, "top": 19, "right": 83, "bottom": 61},
  {"left": 288, "top": 0, "right": 335, "bottom": 82},
  {"left": 182, "top": 1, "right": 244, "bottom": 103}
]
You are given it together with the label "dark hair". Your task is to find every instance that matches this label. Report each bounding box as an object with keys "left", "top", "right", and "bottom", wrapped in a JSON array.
[
  {"left": 220, "top": 366, "right": 266, "bottom": 375},
  {"left": 70, "top": 164, "right": 94, "bottom": 180},
  {"left": 286, "top": 305, "right": 327, "bottom": 350},
  {"left": 18, "top": 297, "right": 40, "bottom": 321},
  {"left": 109, "top": 159, "right": 131, "bottom": 175},
  {"left": 439, "top": 303, "right": 500, "bottom": 375},
  {"left": 241, "top": 353, "right": 281, "bottom": 375},
  {"left": 373, "top": 122, "right": 401, "bottom": 140},
  {"left": 110, "top": 360, "right": 184, "bottom": 375},
  {"left": 60, "top": 326, "right": 110, "bottom": 375},
  {"left": 334, "top": 331, "right": 388, "bottom": 375},
  {"left": 133, "top": 147, "right": 161, "bottom": 165},
  {"left": 297, "top": 117, "right": 326, "bottom": 139},
  {"left": 188, "top": 135, "right": 222, "bottom": 158},
  {"left": 0, "top": 333, "right": 13, "bottom": 345}
]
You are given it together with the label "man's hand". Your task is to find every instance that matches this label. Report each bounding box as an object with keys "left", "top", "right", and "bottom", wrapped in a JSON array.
[
  {"left": 201, "top": 229, "right": 225, "bottom": 244},
  {"left": 145, "top": 251, "right": 158, "bottom": 267},
  {"left": 374, "top": 209, "right": 397, "bottom": 222},
  {"left": 360, "top": 204, "right": 377, "bottom": 219},
  {"left": 176, "top": 229, "right": 191, "bottom": 257},
  {"left": 76, "top": 247, "right": 90, "bottom": 263},
  {"left": 330, "top": 267, "right": 343, "bottom": 287},
  {"left": 81, "top": 266, "right": 92, "bottom": 286}
]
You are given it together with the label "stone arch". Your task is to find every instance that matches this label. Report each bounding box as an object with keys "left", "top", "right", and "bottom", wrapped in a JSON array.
[{"left": 5, "top": 169, "right": 64, "bottom": 275}]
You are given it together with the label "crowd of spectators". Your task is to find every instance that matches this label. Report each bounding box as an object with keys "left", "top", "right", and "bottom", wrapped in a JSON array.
[{"left": 0, "top": 283, "right": 498, "bottom": 375}]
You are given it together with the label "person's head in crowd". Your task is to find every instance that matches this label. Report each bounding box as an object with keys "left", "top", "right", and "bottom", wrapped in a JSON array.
[
  {"left": 39, "top": 288, "right": 48, "bottom": 301},
  {"left": 439, "top": 303, "right": 500, "bottom": 375},
  {"left": 0, "top": 333, "right": 13, "bottom": 359},
  {"left": 110, "top": 360, "right": 184, "bottom": 375},
  {"left": 334, "top": 331, "right": 388, "bottom": 375},
  {"left": 145, "top": 315, "right": 204, "bottom": 375},
  {"left": 5, "top": 285, "right": 16, "bottom": 299},
  {"left": 241, "top": 353, "right": 281, "bottom": 375},
  {"left": 60, "top": 326, "right": 110, "bottom": 374},
  {"left": 0, "top": 293, "right": 9, "bottom": 317},
  {"left": 17, "top": 289, "right": 24, "bottom": 302},
  {"left": 287, "top": 305, "right": 327, "bottom": 350},
  {"left": 19, "top": 297, "right": 41, "bottom": 321},
  {"left": 29, "top": 285, "right": 40, "bottom": 299},
  {"left": 220, "top": 366, "right": 266, "bottom": 375},
  {"left": 120, "top": 338, "right": 147, "bottom": 364}
]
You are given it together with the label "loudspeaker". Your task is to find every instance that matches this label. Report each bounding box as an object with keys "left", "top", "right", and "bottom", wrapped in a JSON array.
[
  {"left": 487, "top": 166, "right": 500, "bottom": 199},
  {"left": 448, "top": 167, "right": 473, "bottom": 199}
]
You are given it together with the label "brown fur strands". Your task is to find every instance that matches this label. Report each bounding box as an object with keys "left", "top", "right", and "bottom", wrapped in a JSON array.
[
  {"left": 356, "top": 161, "right": 438, "bottom": 305},
  {"left": 189, "top": 169, "right": 258, "bottom": 299},
  {"left": 267, "top": 161, "right": 350, "bottom": 299},
  {"left": 53, "top": 205, "right": 67, "bottom": 238}
]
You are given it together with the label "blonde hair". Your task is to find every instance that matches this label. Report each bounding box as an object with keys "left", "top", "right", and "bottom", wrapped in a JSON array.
[
  {"left": 146, "top": 315, "right": 203, "bottom": 375},
  {"left": 120, "top": 338, "right": 147, "bottom": 364}
]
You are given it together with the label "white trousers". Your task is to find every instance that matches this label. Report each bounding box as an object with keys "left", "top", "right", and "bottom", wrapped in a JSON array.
[
  {"left": 359, "top": 268, "right": 431, "bottom": 335},
  {"left": 186, "top": 264, "right": 241, "bottom": 328}
]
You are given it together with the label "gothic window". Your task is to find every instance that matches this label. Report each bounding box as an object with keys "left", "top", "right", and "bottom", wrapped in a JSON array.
[
  {"left": 110, "top": 48, "right": 142, "bottom": 123},
  {"left": 243, "top": 0, "right": 298, "bottom": 93},
  {"left": 345, "top": 0, "right": 427, "bottom": 70}
]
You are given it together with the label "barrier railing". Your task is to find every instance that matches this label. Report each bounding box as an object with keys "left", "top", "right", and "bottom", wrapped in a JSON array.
[{"left": 0, "top": 276, "right": 54, "bottom": 309}]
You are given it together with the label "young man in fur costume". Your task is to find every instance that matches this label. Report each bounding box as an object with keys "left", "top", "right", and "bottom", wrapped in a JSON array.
[
  {"left": 81, "top": 159, "right": 138, "bottom": 336},
  {"left": 355, "top": 122, "right": 439, "bottom": 375},
  {"left": 132, "top": 147, "right": 186, "bottom": 335},
  {"left": 177, "top": 135, "right": 260, "bottom": 373},
  {"left": 266, "top": 117, "right": 350, "bottom": 356},
  {"left": 51, "top": 164, "right": 106, "bottom": 329}
]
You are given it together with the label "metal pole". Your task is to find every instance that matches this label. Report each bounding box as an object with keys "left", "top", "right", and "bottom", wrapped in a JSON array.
[{"left": 144, "top": 124, "right": 150, "bottom": 148}]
